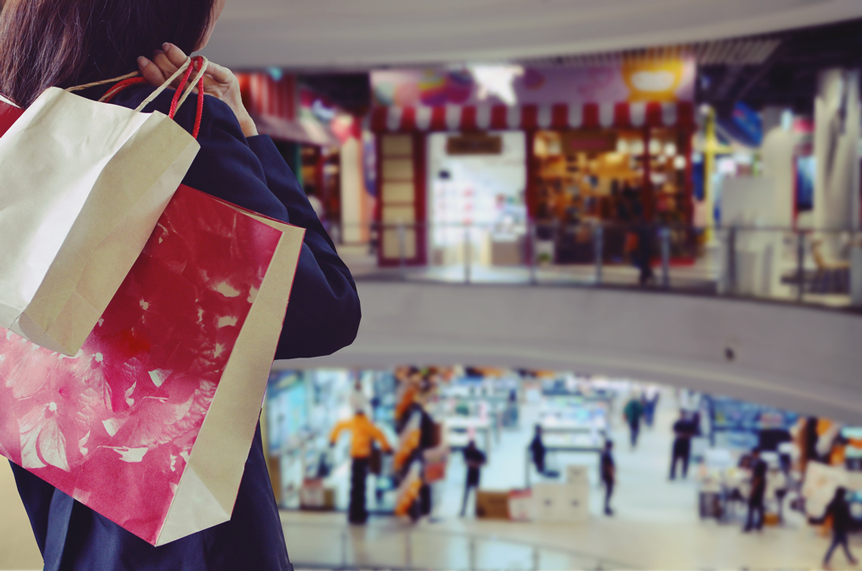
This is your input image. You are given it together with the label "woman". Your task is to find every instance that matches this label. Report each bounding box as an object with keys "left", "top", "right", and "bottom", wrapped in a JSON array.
[{"left": 0, "top": 1, "right": 361, "bottom": 569}]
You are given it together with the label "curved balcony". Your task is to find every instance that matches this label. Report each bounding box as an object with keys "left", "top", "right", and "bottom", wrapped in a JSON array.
[{"left": 282, "top": 222, "right": 862, "bottom": 422}]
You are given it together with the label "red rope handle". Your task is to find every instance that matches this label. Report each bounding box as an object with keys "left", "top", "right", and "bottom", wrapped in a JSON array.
[
  {"left": 101, "top": 77, "right": 147, "bottom": 103},
  {"left": 101, "top": 57, "right": 205, "bottom": 140},
  {"left": 193, "top": 74, "right": 205, "bottom": 139},
  {"left": 168, "top": 59, "right": 197, "bottom": 119}
]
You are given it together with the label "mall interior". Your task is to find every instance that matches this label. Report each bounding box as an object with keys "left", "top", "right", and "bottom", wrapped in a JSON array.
[{"left": 3, "top": 2, "right": 862, "bottom": 570}]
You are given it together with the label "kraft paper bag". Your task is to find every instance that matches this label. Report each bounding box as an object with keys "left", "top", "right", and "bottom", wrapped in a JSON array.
[
  {"left": 0, "top": 59, "right": 204, "bottom": 356},
  {"left": 0, "top": 185, "right": 305, "bottom": 546}
]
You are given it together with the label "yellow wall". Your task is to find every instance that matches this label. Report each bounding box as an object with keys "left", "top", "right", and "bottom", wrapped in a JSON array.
[{"left": 0, "top": 462, "right": 42, "bottom": 570}]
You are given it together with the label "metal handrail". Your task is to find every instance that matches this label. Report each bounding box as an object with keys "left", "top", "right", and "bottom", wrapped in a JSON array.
[{"left": 332, "top": 220, "right": 862, "bottom": 311}]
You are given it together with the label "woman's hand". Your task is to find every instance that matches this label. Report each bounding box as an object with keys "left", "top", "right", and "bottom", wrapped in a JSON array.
[{"left": 137, "top": 43, "right": 258, "bottom": 137}]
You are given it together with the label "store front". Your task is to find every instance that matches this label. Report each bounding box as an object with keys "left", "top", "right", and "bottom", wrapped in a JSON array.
[
  {"left": 237, "top": 71, "right": 372, "bottom": 241},
  {"left": 370, "top": 61, "right": 697, "bottom": 266},
  {"left": 427, "top": 130, "right": 528, "bottom": 269}
]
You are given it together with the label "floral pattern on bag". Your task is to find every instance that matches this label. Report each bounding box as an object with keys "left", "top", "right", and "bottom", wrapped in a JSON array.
[{"left": 0, "top": 185, "right": 282, "bottom": 544}]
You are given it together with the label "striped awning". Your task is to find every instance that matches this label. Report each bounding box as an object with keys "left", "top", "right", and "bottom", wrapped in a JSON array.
[
  {"left": 370, "top": 102, "right": 695, "bottom": 132},
  {"left": 239, "top": 73, "right": 298, "bottom": 121}
]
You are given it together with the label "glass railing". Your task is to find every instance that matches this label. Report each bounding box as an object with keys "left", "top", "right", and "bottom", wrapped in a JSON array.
[
  {"left": 282, "top": 518, "right": 635, "bottom": 570},
  {"left": 328, "top": 221, "right": 862, "bottom": 311}
]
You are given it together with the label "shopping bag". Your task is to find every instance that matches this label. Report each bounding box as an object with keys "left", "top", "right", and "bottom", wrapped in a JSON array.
[
  {"left": 424, "top": 460, "right": 447, "bottom": 483},
  {"left": 0, "top": 58, "right": 205, "bottom": 356},
  {"left": 369, "top": 444, "right": 383, "bottom": 476},
  {"left": 0, "top": 184, "right": 305, "bottom": 546}
]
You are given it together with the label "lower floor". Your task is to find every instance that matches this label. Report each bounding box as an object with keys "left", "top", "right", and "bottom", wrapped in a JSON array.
[{"left": 281, "top": 394, "right": 858, "bottom": 570}]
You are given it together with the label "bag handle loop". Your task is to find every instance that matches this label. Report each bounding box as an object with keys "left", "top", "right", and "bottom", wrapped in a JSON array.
[
  {"left": 89, "top": 56, "right": 209, "bottom": 139},
  {"left": 134, "top": 56, "right": 208, "bottom": 115},
  {"left": 68, "top": 57, "right": 190, "bottom": 103}
]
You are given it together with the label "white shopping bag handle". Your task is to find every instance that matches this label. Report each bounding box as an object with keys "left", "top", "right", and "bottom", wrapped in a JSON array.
[
  {"left": 65, "top": 56, "right": 208, "bottom": 116},
  {"left": 135, "top": 57, "right": 209, "bottom": 114}
]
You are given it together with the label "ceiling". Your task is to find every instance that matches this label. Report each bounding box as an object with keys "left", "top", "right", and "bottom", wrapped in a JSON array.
[
  {"left": 698, "top": 17, "right": 862, "bottom": 115},
  {"left": 204, "top": 0, "right": 862, "bottom": 70}
]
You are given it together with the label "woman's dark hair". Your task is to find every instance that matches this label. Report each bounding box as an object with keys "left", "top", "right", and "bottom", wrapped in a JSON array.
[{"left": 0, "top": 0, "right": 215, "bottom": 107}]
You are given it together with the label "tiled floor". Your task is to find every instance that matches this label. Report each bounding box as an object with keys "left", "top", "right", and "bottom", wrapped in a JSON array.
[{"left": 281, "top": 393, "right": 857, "bottom": 570}]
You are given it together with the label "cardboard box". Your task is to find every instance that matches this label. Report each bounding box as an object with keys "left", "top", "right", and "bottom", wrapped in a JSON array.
[
  {"left": 476, "top": 490, "right": 511, "bottom": 520},
  {"left": 300, "top": 480, "right": 336, "bottom": 510},
  {"left": 565, "top": 464, "right": 591, "bottom": 485},
  {"left": 508, "top": 489, "right": 534, "bottom": 521},
  {"left": 532, "top": 482, "right": 589, "bottom": 523}
]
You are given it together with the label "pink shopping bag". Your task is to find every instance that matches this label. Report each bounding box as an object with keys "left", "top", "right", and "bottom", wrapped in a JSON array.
[{"left": 0, "top": 177, "right": 304, "bottom": 545}]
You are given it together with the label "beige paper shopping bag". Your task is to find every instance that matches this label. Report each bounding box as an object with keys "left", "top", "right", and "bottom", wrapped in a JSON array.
[{"left": 0, "top": 58, "right": 206, "bottom": 355}]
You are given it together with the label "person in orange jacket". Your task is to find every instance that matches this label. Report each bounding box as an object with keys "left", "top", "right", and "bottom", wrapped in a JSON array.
[{"left": 330, "top": 411, "right": 392, "bottom": 524}]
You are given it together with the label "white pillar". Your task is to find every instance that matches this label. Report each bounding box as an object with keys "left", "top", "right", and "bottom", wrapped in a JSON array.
[
  {"left": 340, "top": 135, "right": 364, "bottom": 244},
  {"left": 813, "top": 69, "right": 861, "bottom": 256},
  {"left": 760, "top": 106, "right": 795, "bottom": 229},
  {"left": 760, "top": 106, "right": 796, "bottom": 294}
]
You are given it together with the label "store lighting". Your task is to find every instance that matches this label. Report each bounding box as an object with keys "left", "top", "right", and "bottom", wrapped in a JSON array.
[
  {"left": 648, "top": 139, "right": 661, "bottom": 156},
  {"left": 673, "top": 156, "right": 687, "bottom": 170},
  {"left": 630, "top": 140, "right": 645, "bottom": 155},
  {"left": 616, "top": 139, "right": 630, "bottom": 154},
  {"left": 470, "top": 65, "right": 524, "bottom": 106},
  {"left": 664, "top": 142, "right": 677, "bottom": 157}
]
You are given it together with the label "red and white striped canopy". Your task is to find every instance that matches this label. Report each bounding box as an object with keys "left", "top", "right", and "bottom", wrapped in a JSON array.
[
  {"left": 370, "top": 102, "right": 695, "bottom": 132},
  {"left": 236, "top": 72, "right": 339, "bottom": 146},
  {"left": 238, "top": 73, "right": 298, "bottom": 121}
]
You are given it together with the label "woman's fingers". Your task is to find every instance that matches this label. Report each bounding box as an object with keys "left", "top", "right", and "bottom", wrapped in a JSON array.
[
  {"left": 161, "top": 43, "right": 189, "bottom": 68},
  {"left": 151, "top": 50, "right": 180, "bottom": 79},
  {"left": 204, "top": 61, "right": 234, "bottom": 87},
  {"left": 137, "top": 56, "right": 167, "bottom": 87}
]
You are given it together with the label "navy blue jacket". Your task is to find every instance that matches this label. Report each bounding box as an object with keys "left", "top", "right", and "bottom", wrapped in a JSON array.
[{"left": 10, "top": 83, "right": 361, "bottom": 570}]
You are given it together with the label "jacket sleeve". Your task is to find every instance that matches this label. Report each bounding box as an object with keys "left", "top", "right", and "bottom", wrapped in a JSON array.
[
  {"left": 173, "top": 95, "right": 361, "bottom": 360},
  {"left": 245, "top": 136, "right": 362, "bottom": 359},
  {"left": 329, "top": 420, "right": 350, "bottom": 445}
]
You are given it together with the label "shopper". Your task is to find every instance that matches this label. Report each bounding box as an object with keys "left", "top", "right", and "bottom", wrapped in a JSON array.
[
  {"left": 348, "top": 378, "right": 370, "bottom": 416},
  {"left": 623, "top": 394, "right": 645, "bottom": 449},
  {"left": 460, "top": 440, "right": 487, "bottom": 517},
  {"left": 505, "top": 388, "right": 519, "bottom": 428},
  {"left": 330, "top": 411, "right": 392, "bottom": 524},
  {"left": 0, "top": 3, "right": 362, "bottom": 569},
  {"left": 632, "top": 219, "right": 655, "bottom": 287},
  {"left": 643, "top": 386, "right": 660, "bottom": 428},
  {"left": 530, "top": 424, "right": 547, "bottom": 475},
  {"left": 743, "top": 448, "right": 768, "bottom": 532},
  {"left": 669, "top": 411, "right": 696, "bottom": 480},
  {"left": 817, "top": 487, "right": 858, "bottom": 569},
  {"left": 600, "top": 440, "right": 616, "bottom": 516}
]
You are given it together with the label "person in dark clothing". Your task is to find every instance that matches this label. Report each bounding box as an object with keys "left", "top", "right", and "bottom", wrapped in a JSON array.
[
  {"left": 600, "top": 440, "right": 616, "bottom": 516},
  {"left": 743, "top": 449, "right": 768, "bottom": 532},
  {"left": 623, "top": 396, "right": 644, "bottom": 449},
  {"left": 670, "top": 412, "right": 697, "bottom": 480},
  {"left": 530, "top": 425, "right": 546, "bottom": 475},
  {"left": 0, "top": 5, "right": 362, "bottom": 568},
  {"left": 632, "top": 220, "right": 654, "bottom": 286},
  {"left": 819, "top": 487, "right": 858, "bottom": 569},
  {"left": 460, "top": 440, "right": 487, "bottom": 517},
  {"left": 642, "top": 388, "right": 660, "bottom": 428}
]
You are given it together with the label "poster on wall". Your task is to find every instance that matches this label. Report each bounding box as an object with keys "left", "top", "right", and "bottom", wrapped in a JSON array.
[
  {"left": 266, "top": 371, "right": 309, "bottom": 455},
  {"left": 371, "top": 59, "right": 696, "bottom": 108}
]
